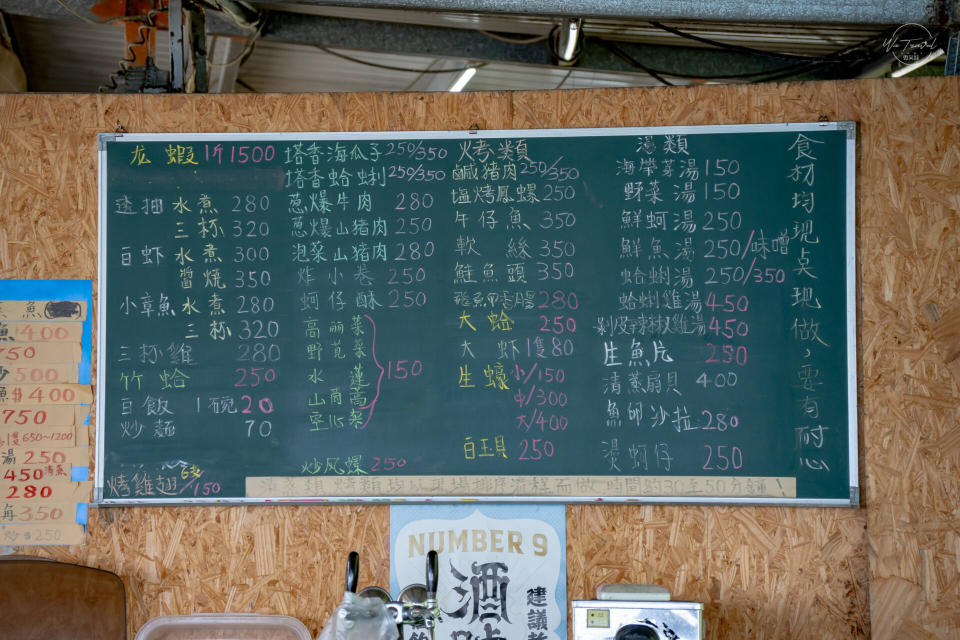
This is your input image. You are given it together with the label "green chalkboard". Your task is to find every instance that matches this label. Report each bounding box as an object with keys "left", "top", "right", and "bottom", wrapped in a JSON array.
[{"left": 95, "top": 124, "right": 858, "bottom": 505}]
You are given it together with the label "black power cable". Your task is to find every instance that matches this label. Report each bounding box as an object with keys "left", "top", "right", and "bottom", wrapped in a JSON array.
[
  {"left": 596, "top": 26, "right": 899, "bottom": 85},
  {"left": 597, "top": 39, "right": 674, "bottom": 85},
  {"left": 648, "top": 21, "right": 818, "bottom": 61},
  {"left": 598, "top": 39, "right": 831, "bottom": 82},
  {"left": 313, "top": 45, "right": 486, "bottom": 75}
]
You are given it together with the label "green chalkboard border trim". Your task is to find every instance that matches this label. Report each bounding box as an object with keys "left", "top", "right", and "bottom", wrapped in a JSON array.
[{"left": 95, "top": 122, "right": 859, "bottom": 507}]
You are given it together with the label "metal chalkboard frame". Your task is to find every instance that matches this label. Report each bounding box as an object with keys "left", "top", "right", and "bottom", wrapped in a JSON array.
[{"left": 96, "top": 122, "right": 858, "bottom": 507}]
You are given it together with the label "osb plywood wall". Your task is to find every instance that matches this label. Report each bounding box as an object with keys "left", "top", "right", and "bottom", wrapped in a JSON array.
[{"left": 0, "top": 77, "right": 957, "bottom": 640}]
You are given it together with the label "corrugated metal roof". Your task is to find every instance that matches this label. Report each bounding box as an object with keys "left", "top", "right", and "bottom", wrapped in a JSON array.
[
  {"left": 236, "top": 39, "right": 671, "bottom": 93},
  {"left": 254, "top": 0, "right": 931, "bottom": 26},
  {"left": 5, "top": 6, "right": 893, "bottom": 94},
  {"left": 10, "top": 15, "right": 170, "bottom": 92},
  {"left": 254, "top": 3, "right": 892, "bottom": 56},
  {"left": 561, "top": 67, "right": 668, "bottom": 89},
  {"left": 454, "top": 62, "right": 569, "bottom": 91},
  {"left": 238, "top": 41, "right": 438, "bottom": 93}
]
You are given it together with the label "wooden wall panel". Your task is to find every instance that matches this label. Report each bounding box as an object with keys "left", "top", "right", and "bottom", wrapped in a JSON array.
[
  {"left": 0, "top": 76, "right": 956, "bottom": 639},
  {"left": 855, "top": 80, "right": 960, "bottom": 640}
]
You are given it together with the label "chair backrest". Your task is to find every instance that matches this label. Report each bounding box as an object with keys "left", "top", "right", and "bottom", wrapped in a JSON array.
[{"left": 0, "top": 556, "right": 126, "bottom": 640}]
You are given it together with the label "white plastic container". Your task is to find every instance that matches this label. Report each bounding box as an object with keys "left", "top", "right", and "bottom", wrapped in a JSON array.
[{"left": 135, "top": 613, "right": 312, "bottom": 640}]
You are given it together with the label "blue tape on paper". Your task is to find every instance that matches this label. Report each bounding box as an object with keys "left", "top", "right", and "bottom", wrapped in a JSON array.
[
  {"left": 71, "top": 466, "right": 89, "bottom": 481},
  {"left": 0, "top": 280, "right": 93, "bottom": 384},
  {"left": 75, "top": 503, "right": 88, "bottom": 525}
]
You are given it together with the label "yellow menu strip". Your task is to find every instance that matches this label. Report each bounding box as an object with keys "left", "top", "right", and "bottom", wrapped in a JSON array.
[
  {"left": 0, "top": 522, "right": 85, "bottom": 545},
  {"left": 0, "top": 384, "right": 93, "bottom": 405},
  {"left": 0, "top": 501, "right": 85, "bottom": 525},
  {"left": 0, "top": 342, "right": 81, "bottom": 365},
  {"left": 0, "top": 405, "right": 82, "bottom": 428},
  {"left": 0, "top": 481, "right": 92, "bottom": 503},
  {"left": 0, "top": 363, "right": 80, "bottom": 384},
  {"left": 245, "top": 475, "right": 797, "bottom": 499},
  {"left": 0, "top": 447, "right": 88, "bottom": 467},
  {"left": 0, "top": 300, "right": 87, "bottom": 321},
  {"left": 0, "top": 321, "right": 83, "bottom": 342},
  {"left": 0, "top": 424, "right": 78, "bottom": 448}
]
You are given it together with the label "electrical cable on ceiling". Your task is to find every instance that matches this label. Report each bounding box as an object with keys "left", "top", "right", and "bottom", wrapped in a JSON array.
[
  {"left": 738, "top": 29, "right": 898, "bottom": 79},
  {"left": 603, "top": 42, "right": 827, "bottom": 84},
  {"left": 596, "top": 40, "right": 673, "bottom": 85},
  {"left": 207, "top": 12, "right": 267, "bottom": 68},
  {"left": 192, "top": 0, "right": 261, "bottom": 31},
  {"left": 55, "top": 0, "right": 908, "bottom": 89},
  {"left": 235, "top": 77, "right": 258, "bottom": 92},
  {"left": 99, "top": 22, "right": 153, "bottom": 92},
  {"left": 313, "top": 45, "right": 487, "bottom": 74},
  {"left": 55, "top": 0, "right": 266, "bottom": 90},
  {"left": 648, "top": 21, "right": 818, "bottom": 61},
  {"left": 647, "top": 21, "right": 906, "bottom": 69},
  {"left": 746, "top": 59, "right": 834, "bottom": 82},
  {"left": 478, "top": 29, "right": 549, "bottom": 44},
  {"left": 598, "top": 39, "right": 811, "bottom": 81},
  {"left": 597, "top": 26, "right": 898, "bottom": 85}
]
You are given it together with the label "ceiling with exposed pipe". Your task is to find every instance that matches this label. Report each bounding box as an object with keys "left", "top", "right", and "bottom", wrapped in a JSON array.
[{"left": 0, "top": 0, "right": 953, "bottom": 94}]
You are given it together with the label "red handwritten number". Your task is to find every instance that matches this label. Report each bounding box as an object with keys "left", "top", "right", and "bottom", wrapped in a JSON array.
[
  {"left": 535, "top": 389, "right": 567, "bottom": 407},
  {"left": 539, "top": 315, "right": 577, "bottom": 334},
  {"left": 21, "top": 450, "right": 63, "bottom": 465},
  {"left": 228, "top": 145, "right": 275, "bottom": 164},
  {"left": 241, "top": 396, "right": 275, "bottom": 414},
  {"left": 22, "top": 326, "right": 68, "bottom": 340},
  {"left": 534, "top": 290, "right": 578, "bottom": 310},
  {"left": 705, "top": 344, "right": 748, "bottom": 366},
  {"left": 13, "top": 368, "right": 59, "bottom": 383},
  {"left": 705, "top": 292, "right": 749, "bottom": 313},
  {"left": 0, "top": 346, "right": 36, "bottom": 361},
  {"left": 387, "top": 360, "right": 423, "bottom": 380},
  {"left": 234, "top": 367, "right": 277, "bottom": 387},
  {"left": 30, "top": 387, "right": 75, "bottom": 403},
  {"left": 199, "top": 482, "right": 221, "bottom": 496},
  {"left": 4, "top": 469, "right": 43, "bottom": 482},
  {"left": 21, "top": 485, "right": 50, "bottom": 499},
  {"left": 371, "top": 457, "right": 407, "bottom": 472}
]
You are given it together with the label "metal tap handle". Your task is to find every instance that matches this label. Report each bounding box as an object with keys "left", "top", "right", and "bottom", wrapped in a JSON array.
[
  {"left": 346, "top": 551, "right": 359, "bottom": 593},
  {"left": 425, "top": 550, "right": 438, "bottom": 600},
  {"left": 425, "top": 549, "right": 440, "bottom": 635}
]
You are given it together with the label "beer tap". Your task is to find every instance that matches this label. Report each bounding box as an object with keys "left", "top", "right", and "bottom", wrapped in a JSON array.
[{"left": 385, "top": 550, "right": 442, "bottom": 640}]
